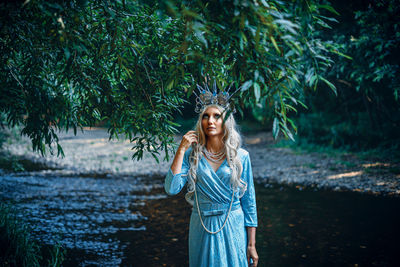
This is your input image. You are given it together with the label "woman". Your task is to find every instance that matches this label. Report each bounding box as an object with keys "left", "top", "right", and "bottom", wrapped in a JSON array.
[{"left": 164, "top": 84, "right": 258, "bottom": 266}]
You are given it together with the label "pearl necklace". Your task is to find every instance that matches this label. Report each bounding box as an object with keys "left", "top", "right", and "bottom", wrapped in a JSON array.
[{"left": 202, "top": 146, "right": 226, "bottom": 163}]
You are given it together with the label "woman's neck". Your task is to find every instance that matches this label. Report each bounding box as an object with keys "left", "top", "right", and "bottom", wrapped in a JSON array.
[{"left": 206, "top": 136, "right": 224, "bottom": 152}]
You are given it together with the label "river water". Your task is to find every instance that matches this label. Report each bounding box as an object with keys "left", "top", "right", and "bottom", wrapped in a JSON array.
[{"left": 1, "top": 171, "right": 400, "bottom": 266}]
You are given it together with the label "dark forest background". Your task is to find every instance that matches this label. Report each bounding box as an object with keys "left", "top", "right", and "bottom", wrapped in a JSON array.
[{"left": 293, "top": 0, "right": 400, "bottom": 156}]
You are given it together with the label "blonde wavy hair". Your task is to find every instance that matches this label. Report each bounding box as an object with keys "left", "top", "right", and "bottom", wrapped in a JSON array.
[{"left": 185, "top": 104, "right": 247, "bottom": 205}]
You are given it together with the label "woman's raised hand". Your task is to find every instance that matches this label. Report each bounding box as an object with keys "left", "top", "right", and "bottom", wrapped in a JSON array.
[
  {"left": 170, "top": 130, "right": 197, "bottom": 176},
  {"left": 179, "top": 130, "right": 198, "bottom": 151}
]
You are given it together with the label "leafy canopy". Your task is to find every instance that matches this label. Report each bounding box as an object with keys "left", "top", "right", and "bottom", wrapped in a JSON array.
[{"left": 0, "top": 0, "right": 340, "bottom": 161}]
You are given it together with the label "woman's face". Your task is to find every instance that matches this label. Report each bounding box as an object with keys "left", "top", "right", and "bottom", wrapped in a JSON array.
[{"left": 201, "top": 106, "right": 224, "bottom": 138}]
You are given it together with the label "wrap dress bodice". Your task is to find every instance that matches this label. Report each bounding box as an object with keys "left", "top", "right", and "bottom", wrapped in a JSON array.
[{"left": 164, "top": 147, "right": 258, "bottom": 267}]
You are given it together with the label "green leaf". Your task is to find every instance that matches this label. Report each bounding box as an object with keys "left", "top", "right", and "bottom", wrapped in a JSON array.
[
  {"left": 270, "top": 36, "right": 280, "bottom": 54},
  {"left": 272, "top": 117, "right": 279, "bottom": 139},
  {"left": 318, "top": 4, "right": 340, "bottom": 16},
  {"left": 331, "top": 49, "right": 352, "bottom": 60},
  {"left": 253, "top": 82, "right": 261, "bottom": 102},
  {"left": 240, "top": 80, "right": 253, "bottom": 92},
  {"left": 309, "top": 75, "right": 318, "bottom": 87},
  {"left": 319, "top": 76, "right": 337, "bottom": 95}
]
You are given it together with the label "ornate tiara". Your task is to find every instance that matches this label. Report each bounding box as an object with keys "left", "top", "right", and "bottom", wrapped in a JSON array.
[{"left": 193, "top": 80, "right": 241, "bottom": 114}]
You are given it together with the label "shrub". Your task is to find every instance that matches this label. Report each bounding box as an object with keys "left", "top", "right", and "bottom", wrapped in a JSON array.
[{"left": 0, "top": 204, "right": 65, "bottom": 267}]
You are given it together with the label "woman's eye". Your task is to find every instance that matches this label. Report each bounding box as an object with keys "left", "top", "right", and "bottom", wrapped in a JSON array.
[
  {"left": 215, "top": 114, "right": 221, "bottom": 119},
  {"left": 203, "top": 115, "right": 209, "bottom": 119}
]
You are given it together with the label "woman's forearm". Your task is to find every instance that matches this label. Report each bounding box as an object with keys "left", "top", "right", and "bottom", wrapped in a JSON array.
[
  {"left": 170, "top": 130, "right": 197, "bottom": 174},
  {"left": 170, "top": 145, "right": 186, "bottom": 175},
  {"left": 246, "top": 226, "right": 256, "bottom": 247}
]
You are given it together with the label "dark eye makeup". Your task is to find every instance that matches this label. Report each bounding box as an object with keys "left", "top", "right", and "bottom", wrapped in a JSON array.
[{"left": 202, "top": 113, "right": 221, "bottom": 119}]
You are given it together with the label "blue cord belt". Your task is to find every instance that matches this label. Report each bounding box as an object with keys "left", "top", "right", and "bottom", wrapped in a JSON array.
[{"left": 192, "top": 201, "right": 241, "bottom": 217}]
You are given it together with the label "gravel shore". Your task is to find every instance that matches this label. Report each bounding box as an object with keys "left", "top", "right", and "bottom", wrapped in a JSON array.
[{"left": 2, "top": 127, "right": 399, "bottom": 196}]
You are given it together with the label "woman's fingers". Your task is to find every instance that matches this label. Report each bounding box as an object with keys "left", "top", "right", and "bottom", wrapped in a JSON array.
[
  {"left": 186, "top": 132, "right": 197, "bottom": 137},
  {"left": 179, "top": 131, "right": 198, "bottom": 150},
  {"left": 185, "top": 130, "right": 196, "bottom": 136},
  {"left": 251, "top": 253, "right": 259, "bottom": 266},
  {"left": 184, "top": 132, "right": 198, "bottom": 142},
  {"left": 251, "top": 256, "right": 258, "bottom": 267},
  {"left": 189, "top": 136, "right": 198, "bottom": 144},
  {"left": 184, "top": 131, "right": 196, "bottom": 136},
  {"left": 247, "top": 247, "right": 258, "bottom": 267},
  {"left": 184, "top": 134, "right": 197, "bottom": 142}
]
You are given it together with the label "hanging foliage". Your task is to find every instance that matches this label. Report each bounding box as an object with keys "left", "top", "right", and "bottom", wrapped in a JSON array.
[{"left": 0, "top": 0, "right": 340, "bottom": 161}]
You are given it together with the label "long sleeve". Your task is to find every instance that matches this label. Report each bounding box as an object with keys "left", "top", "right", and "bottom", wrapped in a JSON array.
[
  {"left": 164, "top": 148, "right": 190, "bottom": 195},
  {"left": 240, "top": 152, "right": 258, "bottom": 227}
]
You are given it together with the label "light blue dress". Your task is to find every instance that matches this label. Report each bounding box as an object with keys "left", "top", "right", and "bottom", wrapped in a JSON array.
[{"left": 164, "top": 147, "right": 258, "bottom": 267}]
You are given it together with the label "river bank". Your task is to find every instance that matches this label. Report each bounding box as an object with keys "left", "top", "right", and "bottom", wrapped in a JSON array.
[{"left": 2, "top": 127, "right": 399, "bottom": 197}]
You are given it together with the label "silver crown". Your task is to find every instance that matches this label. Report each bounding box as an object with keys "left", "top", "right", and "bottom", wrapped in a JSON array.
[{"left": 193, "top": 80, "right": 241, "bottom": 114}]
